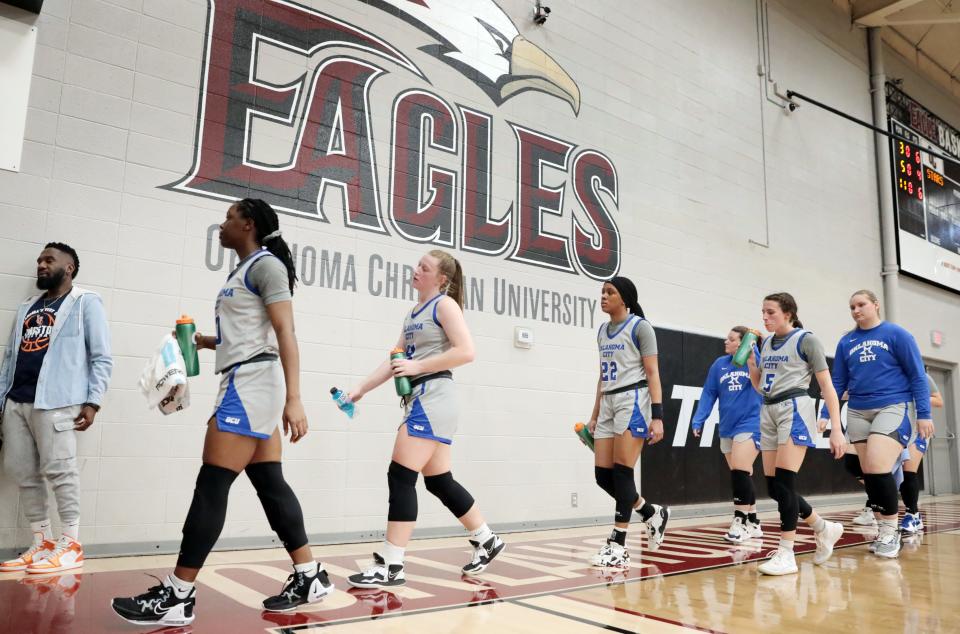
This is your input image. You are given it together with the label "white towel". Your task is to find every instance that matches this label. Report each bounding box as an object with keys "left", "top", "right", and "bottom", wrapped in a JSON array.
[{"left": 139, "top": 334, "right": 191, "bottom": 415}]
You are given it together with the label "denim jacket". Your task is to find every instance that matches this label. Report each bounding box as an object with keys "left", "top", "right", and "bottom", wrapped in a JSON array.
[{"left": 0, "top": 286, "right": 113, "bottom": 411}]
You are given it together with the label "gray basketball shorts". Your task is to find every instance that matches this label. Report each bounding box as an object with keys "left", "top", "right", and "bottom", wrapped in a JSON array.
[
  {"left": 846, "top": 402, "right": 916, "bottom": 447},
  {"left": 213, "top": 359, "right": 284, "bottom": 439},
  {"left": 595, "top": 387, "right": 652, "bottom": 440},
  {"left": 720, "top": 432, "right": 761, "bottom": 454},
  {"left": 402, "top": 377, "right": 457, "bottom": 444},
  {"left": 760, "top": 395, "right": 817, "bottom": 450}
]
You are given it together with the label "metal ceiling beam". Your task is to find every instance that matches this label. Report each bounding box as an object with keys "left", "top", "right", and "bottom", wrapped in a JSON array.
[
  {"left": 883, "top": 16, "right": 960, "bottom": 25},
  {"left": 853, "top": 0, "right": 929, "bottom": 26}
]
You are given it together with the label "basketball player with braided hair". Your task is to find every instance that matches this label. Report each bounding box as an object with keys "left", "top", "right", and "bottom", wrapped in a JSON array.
[
  {"left": 748, "top": 292, "right": 845, "bottom": 575},
  {"left": 112, "top": 199, "right": 332, "bottom": 626},
  {"left": 346, "top": 249, "right": 504, "bottom": 588},
  {"left": 587, "top": 276, "right": 670, "bottom": 568}
]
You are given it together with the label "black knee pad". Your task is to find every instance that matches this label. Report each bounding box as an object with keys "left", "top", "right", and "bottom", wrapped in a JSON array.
[
  {"left": 730, "top": 470, "right": 753, "bottom": 506},
  {"left": 387, "top": 461, "right": 419, "bottom": 522},
  {"left": 177, "top": 463, "right": 239, "bottom": 568},
  {"left": 771, "top": 468, "right": 799, "bottom": 531},
  {"left": 246, "top": 462, "right": 308, "bottom": 552},
  {"left": 424, "top": 471, "right": 475, "bottom": 518},
  {"left": 900, "top": 471, "right": 920, "bottom": 514},
  {"left": 612, "top": 463, "right": 638, "bottom": 524},
  {"left": 864, "top": 473, "right": 899, "bottom": 516},
  {"left": 843, "top": 453, "right": 864, "bottom": 479},
  {"left": 595, "top": 466, "right": 615, "bottom": 499}
]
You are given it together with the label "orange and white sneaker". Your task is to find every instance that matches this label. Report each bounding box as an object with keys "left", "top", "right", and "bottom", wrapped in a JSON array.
[
  {"left": 0, "top": 539, "right": 57, "bottom": 573},
  {"left": 26, "top": 537, "right": 84, "bottom": 574}
]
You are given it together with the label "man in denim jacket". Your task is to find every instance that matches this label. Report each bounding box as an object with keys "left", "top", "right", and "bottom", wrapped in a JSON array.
[{"left": 0, "top": 242, "right": 112, "bottom": 574}]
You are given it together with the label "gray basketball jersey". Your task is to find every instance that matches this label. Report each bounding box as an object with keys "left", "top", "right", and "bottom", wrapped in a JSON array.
[
  {"left": 759, "top": 329, "right": 812, "bottom": 397},
  {"left": 214, "top": 250, "right": 279, "bottom": 373},
  {"left": 597, "top": 315, "right": 647, "bottom": 392},
  {"left": 403, "top": 294, "right": 450, "bottom": 380}
]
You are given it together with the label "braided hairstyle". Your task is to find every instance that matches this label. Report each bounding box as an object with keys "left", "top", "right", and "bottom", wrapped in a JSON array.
[
  {"left": 763, "top": 292, "right": 802, "bottom": 328},
  {"left": 235, "top": 198, "right": 297, "bottom": 294}
]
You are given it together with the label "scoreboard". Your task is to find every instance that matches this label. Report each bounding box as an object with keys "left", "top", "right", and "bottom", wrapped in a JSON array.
[{"left": 888, "top": 118, "right": 960, "bottom": 293}]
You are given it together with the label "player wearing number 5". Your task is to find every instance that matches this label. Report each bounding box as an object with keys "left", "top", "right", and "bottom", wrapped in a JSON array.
[
  {"left": 587, "top": 277, "right": 670, "bottom": 568},
  {"left": 345, "top": 250, "right": 503, "bottom": 589},
  {"left": 747, "top": 292, "right": 845, "bottom": 576}
]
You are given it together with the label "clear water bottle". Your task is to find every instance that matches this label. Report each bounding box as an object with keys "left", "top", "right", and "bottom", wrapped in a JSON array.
[{"left": 330, "top": 387, "right": 356, "bottom": 419}]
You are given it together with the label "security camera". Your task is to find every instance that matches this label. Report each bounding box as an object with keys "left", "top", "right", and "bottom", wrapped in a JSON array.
[{"left": 534, "top": 3, "right": 550, "bottom": 25}]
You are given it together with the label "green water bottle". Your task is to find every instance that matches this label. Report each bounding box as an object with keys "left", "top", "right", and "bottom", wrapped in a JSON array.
[
  {"left": 574, "top": 422, "right": 595, "bottom": 453},
  {"left": 391, "top": 347, "right": 412, "bottom": 397},
  {"left": 176, "top": 315, "right": 200, "bottom": 377},
  {"left": 732, "top": 329, "right": 760, "bottom": 367}
]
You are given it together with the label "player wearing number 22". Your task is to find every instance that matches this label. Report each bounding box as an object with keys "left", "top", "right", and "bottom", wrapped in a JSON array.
[
  {"left": 112, "top": 200, "right": 333, "bottom": 627},
  {"left": 747, "top": 292, "right": 846, "bottom": 576},
  {"left": 586, "top": 277, "right": 670, "bottom": 568},
  {"left": 345, "top": 250, "right": 504, "bottom": 589}
]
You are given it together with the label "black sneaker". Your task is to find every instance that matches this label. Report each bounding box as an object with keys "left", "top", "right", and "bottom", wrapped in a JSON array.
[
  {"left": 347, "top": 553, "right": 405, "bottom": 588},
  {"left": 111, "top": 575, "right": 196, "bottom": 627},
  {"left": 262, "top": 564, "right": 335, "bottom": 612},
  {"left": 462, "top": 534, "right": 505, "bottom": 575}
]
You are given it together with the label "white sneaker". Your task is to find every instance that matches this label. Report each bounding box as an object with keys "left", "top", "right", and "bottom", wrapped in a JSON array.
[
  {"left": 915, "top": 512, "right": 924, "bottom": 531},
  {"left": 747, "top": 521, "right": 764, "bottom": 539},
  {"left": 644, "top": 505, "right": 670, "bottom": 551},
  {"left": 26, "top": 536, "right": 83, "bottom": 574},
  {"left": 868, "top": 537, "right": 879, "bottom": 553},
  {"left": 852, "top": 507, "right": 876, "bottom": 526},
  {"left": 813, "top": 521, "right": 843, "bottom": 565},
  {"left": 723, "top": 517, "right": 748, "bottom": 544},
  {"left": 590, "top": 541, "right": 630, "bottom": 568},
  {"left": 874, "top": 526, "right": 902, "bottom": 559},
  {"left": 0, "top": 539, "right": 57, "bottom": 573},
  {"left": 758, "top": 548, "right": 798, "bottom": 576}
]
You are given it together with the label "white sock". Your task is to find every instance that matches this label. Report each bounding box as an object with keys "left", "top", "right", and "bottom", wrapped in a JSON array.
[
  {"left": 62, "top": 519, "right": 80, "bottom": 541},
  {"left": 30, "top": 520, "right": 53, "bottom": 544},
  {"left": 293, "top": 560, "right": 318, "bottom": 575},
  {"left": 470, "top": 523, "right": 494, "bottom": 545},
  {"left": 166, "top": 574, "right": 195, "bottom": 598},
  {"left": 879, "top": 519, "right": 898, "bottom": 534},
  {"left": 812, "top": 517, "right": 826, "bottom": 533},
  {"left": 779, "top": 539, "right": 794, "bottom": 552},
  {"left": 381, "top": 540, "right": 404, "bottom": 566}
]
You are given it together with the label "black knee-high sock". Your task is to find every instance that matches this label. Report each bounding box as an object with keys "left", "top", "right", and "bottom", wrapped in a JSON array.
[{"left": 900, "top": 471, "right": 920, "bottom": 514}]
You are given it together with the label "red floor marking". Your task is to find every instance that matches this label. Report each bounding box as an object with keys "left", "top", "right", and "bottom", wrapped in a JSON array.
[{"left": 2, "top": 501, "right": 959, "bottom": 633}]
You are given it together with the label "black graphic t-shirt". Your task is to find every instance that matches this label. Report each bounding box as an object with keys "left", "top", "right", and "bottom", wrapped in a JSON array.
[{"left": 8, "top": 294, "right": 67, "bottom": 404}]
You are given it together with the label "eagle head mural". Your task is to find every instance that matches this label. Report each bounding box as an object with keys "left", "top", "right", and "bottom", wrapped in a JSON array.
[{"left": 371, "top": 0, "right": 581, "bottom": 114}]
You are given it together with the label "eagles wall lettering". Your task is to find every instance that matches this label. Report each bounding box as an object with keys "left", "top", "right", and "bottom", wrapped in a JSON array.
[{"left": 168, "top": 0, "right": 621, "bottom": 280}]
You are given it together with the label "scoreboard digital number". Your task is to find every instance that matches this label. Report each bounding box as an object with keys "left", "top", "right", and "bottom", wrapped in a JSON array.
[{"left": 891, "top": 130, "right": 926, "bottom": 238}]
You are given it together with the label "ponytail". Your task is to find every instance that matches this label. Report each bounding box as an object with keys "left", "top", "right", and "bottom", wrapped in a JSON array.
[
  {"left": 235, "top": 198, "right": 298, "bottom": 294},
  {"left": 428, "top": 249, "right": 464, "bottom": 308}
]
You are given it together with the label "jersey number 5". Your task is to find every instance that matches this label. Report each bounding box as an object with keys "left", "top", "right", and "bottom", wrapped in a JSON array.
[
  {"left": 601, "top": 361, "right": 618, "bottom": 382},
  {"left": 762, "top": 373, "right": 774, "bottom": 393}
]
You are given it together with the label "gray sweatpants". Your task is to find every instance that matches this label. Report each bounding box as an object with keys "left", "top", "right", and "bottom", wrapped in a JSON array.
[{"left": 1, "top": 399, "right": 81, "bottom": 524}]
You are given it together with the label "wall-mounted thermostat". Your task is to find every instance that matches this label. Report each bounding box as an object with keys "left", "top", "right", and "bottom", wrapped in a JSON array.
[{"left": 514, "top": 326, "right": 534, "bottom": 348}]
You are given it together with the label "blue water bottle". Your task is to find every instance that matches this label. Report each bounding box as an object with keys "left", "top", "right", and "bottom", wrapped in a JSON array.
[{"left": 330, "top": 387, "right": 356, "bottom": 419}]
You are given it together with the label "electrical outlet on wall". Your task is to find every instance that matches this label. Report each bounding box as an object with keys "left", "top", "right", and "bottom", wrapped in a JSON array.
[{"left": 571, "top": 492, "right": 578, "bottom": 508}]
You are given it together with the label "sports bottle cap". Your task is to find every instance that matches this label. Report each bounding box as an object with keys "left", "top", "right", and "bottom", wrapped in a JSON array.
[{"left": 176, "top": 315, "right": 194, "bottom": 325}]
